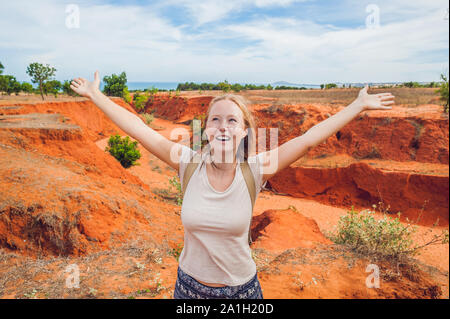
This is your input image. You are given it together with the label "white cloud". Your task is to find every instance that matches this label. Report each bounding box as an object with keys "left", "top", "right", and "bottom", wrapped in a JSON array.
[
  {"left": 0, "top": 0, "right": 448, "bottom": 83},
  {"left": 162, "top": 0, "right": 310, "bottom": 26},
  {"left": 220, "top": 4, "right": 449, "bottom": 82}
]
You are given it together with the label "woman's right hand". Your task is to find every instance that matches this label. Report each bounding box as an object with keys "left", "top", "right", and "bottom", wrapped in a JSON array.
[{"left": 70, "top": 70, "right": 101, "bottom": 99}]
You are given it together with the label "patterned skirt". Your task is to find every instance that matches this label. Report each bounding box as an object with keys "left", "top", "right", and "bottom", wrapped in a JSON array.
[{"left": 173, "top": 266, "right": 264, "bottom": 299}]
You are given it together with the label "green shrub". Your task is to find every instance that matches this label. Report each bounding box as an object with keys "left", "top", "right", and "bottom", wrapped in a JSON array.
[
  {"left": 148, "top": 86, "right": 158, "bottom": 95},
  {"left": 142, "top": 113, "right": 154, "bottom": 125},
  {"left": 43, "top": 80, "right": 62, "bottom": 98},
  {"left": 62, "top": 80, "right": 79, "bottom": 97},
  {"left": 436, "top": 73, "right": 449, "bottom": 113},
  {"left": 169, "top": 176, "right": 182, "bottom": 206},
  {"left": 0, "top": 75, "right": 21, "bottom": 95},
  {"left": 133, "top": 92, "right": 148, "bottom": 111},
  {"left": 104, "top": 134, "right": 141, "bottom": 168},
  {"left": 326, "top": 205, "right": 449, "bottom": 261},
  {"left": 170, "top": 243, "right": 184, "bottom": 261},
  {"left": 103, "top": 72, "right": 127, "bottom": 98},
  {"left": 123, "top": 87, "right": 132, "bottom": 104},
  {"left": 403, "top": 81, "right": 422, "bottom": 88},
  {"left": 20, "top": 82, "right": 34, "bottom": 94}
]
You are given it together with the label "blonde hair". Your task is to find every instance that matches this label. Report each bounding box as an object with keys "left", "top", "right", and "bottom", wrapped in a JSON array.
[{"left": 200, "top": 93, "right": 256, "bottom": 162}]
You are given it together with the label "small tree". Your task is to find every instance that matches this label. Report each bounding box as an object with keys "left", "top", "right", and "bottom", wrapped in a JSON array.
[
  {"left": 11, "top": 79, "right": 22, "bottom": 95},
  {"left": 0, "top": 61, "right": 4, "bottom": 75},
  {"left": 26, "top": 62, "right": 57, "bottom": 100},
  {"left": 133, "top": 92, "right": 147, "bottom": 111},
  {"left": 43, "top": 80, "right": 62, "bottom": 98},
  {"left": 104, "top": 134, "right": 141, "bottom": 168},
  {"left": 218, "top": 80, "right": 231, "bottom": 92},
  {"left": 147, "top": 86, "right": 158, "bottom": 103},
  {"left": 62, "top": 80, "right": 79, "bottom": 97},
  {"left": 403, "top": 81, "right": 421, "bottom": 88},
  {"left": 0, "top": 75, "right": 19, "bottom": 95},
  {"left": 103, "top": 72, "right": 128, "bottom": 98},
  {"left": 21, "top": 82, "right": 34, "bottom": 95},
  {"left": 436, "top": 73, "right": 449, "bottom": 113}
]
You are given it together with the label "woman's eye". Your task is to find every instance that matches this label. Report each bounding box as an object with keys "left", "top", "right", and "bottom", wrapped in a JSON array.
[{"left": 229, "top": 119, "right": 237, "bottom": 122}]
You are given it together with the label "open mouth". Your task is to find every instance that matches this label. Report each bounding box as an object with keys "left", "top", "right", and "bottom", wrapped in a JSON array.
[{"left": 215, "top": 135, "right": 231, "bottom": 142}]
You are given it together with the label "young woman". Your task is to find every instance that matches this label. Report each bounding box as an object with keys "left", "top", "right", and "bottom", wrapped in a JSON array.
[{"left": 70, "top": 72, "right": 395, "bottom": 299}]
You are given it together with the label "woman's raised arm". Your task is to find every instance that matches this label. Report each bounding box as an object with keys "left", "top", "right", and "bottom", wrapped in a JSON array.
[
  {"left": 259, "top": 85, "right": 395, "bottom": 181},
  {"left": 71, "top": 71, "right": 183, "bottom": 170}
]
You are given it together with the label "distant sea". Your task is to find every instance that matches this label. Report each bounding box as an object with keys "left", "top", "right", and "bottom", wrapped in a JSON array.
[
  {"left": 100, "top": 82, "right": 322, "bottom": 91},
  {"left": 98, "top": 82, "right": 179, "bottom": 91},
  {"left": 127, "top": 82, "right": 180, "bottom": 90}
]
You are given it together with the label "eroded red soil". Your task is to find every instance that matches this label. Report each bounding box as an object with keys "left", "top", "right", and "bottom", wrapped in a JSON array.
[{"left": 0, "top": 93, "right": 448, "bottom": 299}]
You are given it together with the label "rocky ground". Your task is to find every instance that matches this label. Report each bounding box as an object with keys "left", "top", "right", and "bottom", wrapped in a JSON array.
[{"left": 0, "top": 89, "right": 448, "bottom": 299}]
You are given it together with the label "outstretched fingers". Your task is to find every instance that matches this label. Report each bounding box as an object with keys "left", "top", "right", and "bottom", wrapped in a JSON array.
[
  {"left": 73, "top": 78, "right": 85, "bottom": 85},
  {"left": 376, "top": 92, "right": 394, "bottom": 97},
  {"left": 380, "top": 95, "right": 395, "bottom": 101}
]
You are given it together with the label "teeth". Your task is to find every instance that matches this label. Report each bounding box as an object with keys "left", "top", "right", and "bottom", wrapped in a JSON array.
[{"left": 216, "top": 136, "right": 230, "bottom": 141}]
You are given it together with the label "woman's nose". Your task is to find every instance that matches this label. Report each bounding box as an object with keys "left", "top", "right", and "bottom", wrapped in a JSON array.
[{"left": 218, "top": 120, "right": 227, "bottom": 129}]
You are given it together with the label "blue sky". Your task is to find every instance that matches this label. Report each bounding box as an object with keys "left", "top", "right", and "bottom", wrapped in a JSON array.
[{"left": 0, "top": 0, "right": 448, "bottom": 84}]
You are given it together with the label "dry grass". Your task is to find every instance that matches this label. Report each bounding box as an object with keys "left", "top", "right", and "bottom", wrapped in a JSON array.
[
  {"left": 178, "top": 87, "right": 442, "bottom": 108},
  {"left": 0, "top": 236, "right": 173, "bottom": 299},
  {"left": 1, "top": 87, "right": 441, "bottom": 109}
]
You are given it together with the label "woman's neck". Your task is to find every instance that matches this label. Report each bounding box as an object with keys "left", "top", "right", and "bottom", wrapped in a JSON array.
[{"left": 208, "top": 149, "right": 238, "bottom": 172}]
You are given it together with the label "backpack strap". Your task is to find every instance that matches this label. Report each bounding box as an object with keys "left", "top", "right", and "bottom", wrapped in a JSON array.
[
  {"left": 181, "top": 154, "right": 257, "bottom": 246},
  {"left": 240, "top": 161, "right": 256, "bottom": 245},
  {"left": 181, "top": 152, "right": 202, "bottom": 197}
]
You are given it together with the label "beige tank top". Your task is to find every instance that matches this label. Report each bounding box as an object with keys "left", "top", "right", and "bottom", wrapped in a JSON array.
[{"left": 177, "top": 145, "right": 266, "bottom": 286}]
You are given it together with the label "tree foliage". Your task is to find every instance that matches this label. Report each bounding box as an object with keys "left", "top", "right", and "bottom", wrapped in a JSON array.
[
  {"left": 26, "top": 62, "right": 57, "bottom": 100},
  {"left": 0, "top": 75, "right": 21, "bottom": 95},
  {"left": 436, "top": 73, "right": 449, "bottom": 113},
  {"left": 62, "top": 80, "right": 79, "bottom": 96},
  {"left": 21, "top": 82, "right": 34, "bottom": 94},
  {"left": 102, "top": 71, "right": 128, "bottom": 98},
  {"left": 274, "top": 85, "right": 307, "bottom": 90},
  {"left": 132, "top": 92, "right": 148, "bottom": 111},
  {"left": 43, "top": 80, "right": 62, "bottom": 98},
  {"left": 104, "top": 134, "right": 141, "bottom": 168},
  {"left": 176, "top": 81, "right": 273, "bottom": 91}
]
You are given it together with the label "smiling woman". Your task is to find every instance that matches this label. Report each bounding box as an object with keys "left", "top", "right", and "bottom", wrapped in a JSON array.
[
  {"left": 69, "top": 71, "right": 395, "bottom": 299},
  {"left": 174, "top": 94, "right": 267, "bottom": 294}
]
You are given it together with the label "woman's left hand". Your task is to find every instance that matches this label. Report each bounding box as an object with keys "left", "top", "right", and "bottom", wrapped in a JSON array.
[{"left": 356, "top": 84, "right": 395, "bottom": 111}]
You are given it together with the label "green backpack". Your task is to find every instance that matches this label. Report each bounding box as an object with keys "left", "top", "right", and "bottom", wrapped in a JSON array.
[{"left": 181, "top": 152, "right": 257, "bottom": 245}]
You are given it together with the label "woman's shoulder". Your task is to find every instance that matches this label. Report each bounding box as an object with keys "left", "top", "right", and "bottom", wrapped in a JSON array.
[
  {"left": 246, "top": 152, "right": 264, "bottom": 167},
  {"left": 245, "top": 153, "right": 265, "bottom": 187},
  {"left": 179, "top": 145, "right": 201, "bottom": 163}
]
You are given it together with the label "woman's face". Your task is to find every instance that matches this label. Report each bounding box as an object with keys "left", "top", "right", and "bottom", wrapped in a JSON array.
[{"left": 204, "top": 100, "right": 248, "bottom": 159}]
